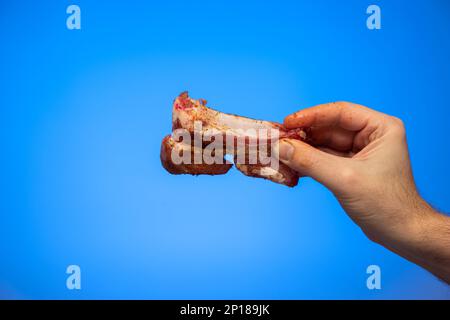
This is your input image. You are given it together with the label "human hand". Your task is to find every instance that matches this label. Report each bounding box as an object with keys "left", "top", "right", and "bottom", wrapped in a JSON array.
[{"left": 276, "top": 102, "right": 450, "bottom": 271}]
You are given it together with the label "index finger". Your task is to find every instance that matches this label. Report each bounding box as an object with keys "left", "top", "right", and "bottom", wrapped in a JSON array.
[{"left": 284, "top": 101, "right": 380, "bottom": 131}]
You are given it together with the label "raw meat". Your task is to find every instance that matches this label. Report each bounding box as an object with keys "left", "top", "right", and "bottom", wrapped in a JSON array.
[{"left": 160, "top": 92, "right": 306, "bottom": 187}]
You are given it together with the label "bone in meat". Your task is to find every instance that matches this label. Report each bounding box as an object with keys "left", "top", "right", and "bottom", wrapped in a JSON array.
[{"left": 160, "top": 92, "right": 306, "bottom": 187}]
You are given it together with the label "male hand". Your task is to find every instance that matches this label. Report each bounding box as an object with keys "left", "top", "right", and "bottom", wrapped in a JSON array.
[{"left": 277, "top": 102, "right": 450, "bottom": 283}]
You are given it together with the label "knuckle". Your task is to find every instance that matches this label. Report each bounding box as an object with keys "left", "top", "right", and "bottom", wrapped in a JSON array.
[
  {"left": 389, "top": 116, "right": 406, "bottom": 136},
  {"left": 333, "top": 101, "right": 353, "bottom": 109},
  {"left": 332, "top": 101, "right": 347, "bottom": 110},
  {"left": 338, "top": 167, "right": 359, "bottom": 187},
  {"left": 391, "top": 116, "right": 405, "bottom": 127},
  {"left": 292, "top": 149, "right": 315, "bottom": 170},
  {"left": 289, "top": 144, "right": 318, "bottom": 172}
]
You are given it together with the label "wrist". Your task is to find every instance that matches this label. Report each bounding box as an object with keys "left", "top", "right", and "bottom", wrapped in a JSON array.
[
  {"left": 385, "top": 198, "right": 450, "bottom": 283},
  {"left": 369, "top": 195, "right": 433, "bottom": 258}
]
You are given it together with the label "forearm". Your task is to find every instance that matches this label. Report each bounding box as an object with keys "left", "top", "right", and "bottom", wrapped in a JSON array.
[{"left": 381, "top": 201, "right": 450, "bottom": 284}]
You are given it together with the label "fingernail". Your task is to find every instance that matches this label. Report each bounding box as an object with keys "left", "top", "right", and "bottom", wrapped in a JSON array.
[{"left": 278, "top": 140, "right": 294, "bottom": 161}]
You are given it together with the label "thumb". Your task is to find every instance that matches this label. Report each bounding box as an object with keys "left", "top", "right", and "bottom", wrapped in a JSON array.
[{"left": 276, "top": 138, "right": 347, "bottom": 190}]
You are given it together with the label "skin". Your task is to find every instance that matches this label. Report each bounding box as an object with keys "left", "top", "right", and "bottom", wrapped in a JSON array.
[{"left": 276, "top": 101, "right": 450, "bottom": 284}]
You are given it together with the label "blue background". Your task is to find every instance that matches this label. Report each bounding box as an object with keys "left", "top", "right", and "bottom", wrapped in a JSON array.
[{"left": 1, "top": 0, "right": 449, "bottom": 299}]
